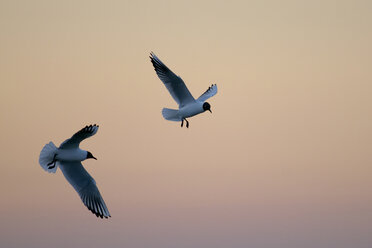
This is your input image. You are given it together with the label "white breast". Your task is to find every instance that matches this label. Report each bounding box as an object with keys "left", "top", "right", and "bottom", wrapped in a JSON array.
[
  {"left": 57, "top": 149, "right": 87, "bottom": 162},
  {"left": 179, "top": 102, "right": 204, "bottom": 118}
]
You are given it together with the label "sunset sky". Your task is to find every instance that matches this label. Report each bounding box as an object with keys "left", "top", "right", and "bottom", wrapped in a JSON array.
[{"left": 1, "top": 0, "right": 371, "bottom": 247}]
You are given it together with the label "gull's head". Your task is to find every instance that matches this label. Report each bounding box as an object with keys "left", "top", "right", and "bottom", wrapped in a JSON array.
[
  {"left": 86, "top": 151, "right": 97, "bottom": 160},
  {"left": 203, "top": 102, "right": 212, "bottom": 113}
]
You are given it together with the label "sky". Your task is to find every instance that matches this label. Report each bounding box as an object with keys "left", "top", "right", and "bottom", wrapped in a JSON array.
[{"left": 0, "top": 0, "right": 371, "bottom": 247}]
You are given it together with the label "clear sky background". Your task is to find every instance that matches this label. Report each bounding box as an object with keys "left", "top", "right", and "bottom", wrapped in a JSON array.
[{"left": 1, "top": 0, "right": 371, "bottom": 247}]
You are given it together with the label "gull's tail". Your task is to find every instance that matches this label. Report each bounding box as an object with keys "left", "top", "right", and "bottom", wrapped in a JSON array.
[
  {"left": 39, "top": 142, "right": 58, "bottom": 173},
  {"left": 162, "top": 108, "right": 181, "bottom": 121}
]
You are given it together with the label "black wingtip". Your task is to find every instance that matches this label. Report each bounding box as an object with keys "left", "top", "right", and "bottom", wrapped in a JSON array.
[
  {"left": 149, "top": 52, "right": 155, "bottom": 60},
  {"left": 88, "top": 207, "right": 107, "bottom": 219}
]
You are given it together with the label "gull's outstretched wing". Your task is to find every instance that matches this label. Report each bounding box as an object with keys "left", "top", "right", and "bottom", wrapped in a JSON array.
[
  {"left": 60, "top": 124, "right": 99, "bottom": 149},
  {"left": 150, "top": 52, "right": 195, "bottom": 107},
  {"left": 197, "top": 84, "right": 218, "bottom": 102},
  {"left": 59, "top": 161, "right": 111, "bottom": 218}
]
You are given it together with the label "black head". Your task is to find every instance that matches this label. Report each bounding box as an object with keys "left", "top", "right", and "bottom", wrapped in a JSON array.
[
  {"left": 86, "top": 151, "right": 97, "bottom": 160},
  {"left": 203, "top": 102, "right": 212, "bottom": 113}
]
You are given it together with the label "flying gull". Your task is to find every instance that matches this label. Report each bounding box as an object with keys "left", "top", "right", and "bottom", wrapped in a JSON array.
[
  {"left": 39, "top": 124, "right": 111, "bottom": 218},
  {"left": 150, "top": 52, "right": 218, "bottom": 128}
]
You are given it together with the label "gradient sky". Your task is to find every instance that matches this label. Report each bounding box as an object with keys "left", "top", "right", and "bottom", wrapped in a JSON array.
[{"left": 1, "top": 0, "right": 371, "bottom": 247}]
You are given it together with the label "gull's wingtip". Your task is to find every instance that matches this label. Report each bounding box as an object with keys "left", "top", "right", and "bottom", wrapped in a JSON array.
[{"left": 149, "top": 52, "right": 156, "bottom": 61}]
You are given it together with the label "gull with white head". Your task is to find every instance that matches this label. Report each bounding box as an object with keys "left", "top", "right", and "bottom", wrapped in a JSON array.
[
  {"left": 39, "top": 124, "right": 111, "bottom": 219},
  {"left": 150, "top": 52, "right": 218, "bottom": 128}
]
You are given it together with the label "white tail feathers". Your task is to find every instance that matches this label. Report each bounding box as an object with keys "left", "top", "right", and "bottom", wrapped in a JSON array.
[
  {"left": 39, "top": 142, "right": 58, "bottom": 173},
  {"left": 162, "top": 108, "right": 181, "bottom": 121}
]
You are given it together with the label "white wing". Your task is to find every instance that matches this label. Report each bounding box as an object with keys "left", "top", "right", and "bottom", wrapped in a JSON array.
[
  {"left": 60, "top": 124, "right": 99, "bottom": 149},
  {"left": 59, "top": 161, "right": 111, "bottom": 218},
  {"left": 150, "top": 52, "right": 195, "bottom": 107},
  {"left": 197, "top": 84, "right": 218, "bottom": 102}
]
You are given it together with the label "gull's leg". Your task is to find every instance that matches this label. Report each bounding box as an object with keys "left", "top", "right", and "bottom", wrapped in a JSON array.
[
  {"left": 181, "top": 119, "right": 184, "bottom": 128},
  {"left": 185, "top": 119, "right": 189, "bottom": 128},
  {"left": 47, "top": 154, "right": 57, "bottom": 169}
]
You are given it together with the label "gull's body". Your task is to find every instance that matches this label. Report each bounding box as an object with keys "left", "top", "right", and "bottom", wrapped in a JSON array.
[
  {"left": 56, "top": 148, "right": 87, "bottom": 162},
  {"left": 178, "top": 101, "right": 205, "bottom": 120},
  {"left": 150, "top": 52, "right": 218, "bottom": 128},
  {"left": 38, "top": 124, "right": 111, "bottom": 219}
]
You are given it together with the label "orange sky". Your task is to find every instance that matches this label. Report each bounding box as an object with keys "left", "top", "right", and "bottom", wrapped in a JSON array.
[{"left": 1, "top": 0, "right": 371, "bottom": 247}]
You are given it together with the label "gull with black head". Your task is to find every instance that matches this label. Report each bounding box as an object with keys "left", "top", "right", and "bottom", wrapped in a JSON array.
[
  {"left": 150, "top": 52, "right": 218, "bottom": 128},
  {"left": 39, "top": 124, "right": 111, "bottom": 219}
]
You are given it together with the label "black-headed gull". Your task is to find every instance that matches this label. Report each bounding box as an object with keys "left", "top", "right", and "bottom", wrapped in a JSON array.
[
  {"left": 150, "top": 52, "right": 218, "bottom": 128},
  {"left": 39, "top": 124, "right": 111, "bottom": 219}
]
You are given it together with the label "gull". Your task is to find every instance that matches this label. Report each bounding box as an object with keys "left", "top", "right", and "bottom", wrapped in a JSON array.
[
  {"left": 38, "top": 124, "right": 111, "bottom": 219},
  {"left": 150, "top": 52, "right": 218, "bottom": 128}
]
